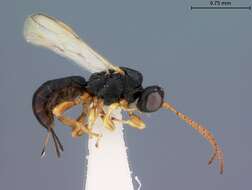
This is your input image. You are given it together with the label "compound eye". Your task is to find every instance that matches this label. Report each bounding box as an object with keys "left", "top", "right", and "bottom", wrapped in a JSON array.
[{"left": 137, "top": 86, "right": 164, "bottom": 112}]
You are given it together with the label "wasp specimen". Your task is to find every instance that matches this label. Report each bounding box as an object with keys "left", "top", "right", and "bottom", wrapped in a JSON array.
[{"left": 24, "top": 13, "right": 224, "bottom": 174}]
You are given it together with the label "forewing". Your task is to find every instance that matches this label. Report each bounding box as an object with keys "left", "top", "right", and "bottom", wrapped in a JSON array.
[{"left": 23, "top": 13, "right": 119, "bottom": 73}]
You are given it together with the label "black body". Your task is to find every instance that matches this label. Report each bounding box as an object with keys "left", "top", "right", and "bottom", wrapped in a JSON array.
[
  {"left": 86, "top": 67, "right": 143, "bottom": 105},
  {"left": 33, "top": 67, "right": 164, "bottom": 131},
  {"left": 86, "top": 67, "right": 164, "bottom": 112}
]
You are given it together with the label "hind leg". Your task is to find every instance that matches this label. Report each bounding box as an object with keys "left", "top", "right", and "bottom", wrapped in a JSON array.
[{"left": 52, "top": 96, "right": 100, "bottom": 139}]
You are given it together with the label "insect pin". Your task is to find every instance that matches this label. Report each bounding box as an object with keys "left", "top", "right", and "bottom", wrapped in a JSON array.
[{"left": 24, "top": 13, "right": 224, "bottom": 174}]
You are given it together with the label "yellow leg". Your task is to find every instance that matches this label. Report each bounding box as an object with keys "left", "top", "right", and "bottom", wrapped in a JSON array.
[
  {"left": 52, "top": 99, "right": 100, "bottom": 139},
  {"left": 162, "top": 101, "right": 224, "bottom": 174},
  {"left": 52, "top": 99, "right": 80, "bottom": 129},
  {"left": 103, "top": 102, "right": 120, "bottom": 130},
  {"left": 112, "top": 113, "right": 146, "bottom": 130},
  {"left": 102, "top": 100, "right": 137, "bottom": 130},
  {"left": 76, "top": 92, "right": 93, "bottom": 124},
  {"left": 99, "top": 110, "right": 115, "bottom": 130},
  {"left": 87, "top": 97, "right": 100, "bottom": 130},
  {"left": 125, "top": 113, "right": 146, "bottom": 129},
  {"left": 77, "top": 92, "right": 93, "bottom": 124},
  {"left": 75, "top": 93, "right": 94, "bottom": 126},
  {"left": 78, "top": 98, "right": 102, "bottom": 135},
  {"left": 102, "top": 100, "right": 145, "bottom": 130},
  {"left": 83, "top": 98, "right": 104, "bottom": 147}
]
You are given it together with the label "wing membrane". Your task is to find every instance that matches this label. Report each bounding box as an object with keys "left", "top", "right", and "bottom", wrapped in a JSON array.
[{"left": 24, "top": 13, "right": 119, "bottom": 73}]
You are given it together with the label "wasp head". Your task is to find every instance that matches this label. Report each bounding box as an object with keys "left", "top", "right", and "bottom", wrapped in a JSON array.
[{"left": 137, "top": 86, "right": 164, "bottom": 113}]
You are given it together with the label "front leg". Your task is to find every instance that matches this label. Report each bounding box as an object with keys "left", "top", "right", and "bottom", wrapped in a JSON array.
[
  {"left": 111, "top": 112, "right": 146, "bottom": 130},
  {"left": 123, "top": 112, "right": 146, "bottom": 130},
  {"left": 102, "top": 100, "right": 144, "bottom": 130}
]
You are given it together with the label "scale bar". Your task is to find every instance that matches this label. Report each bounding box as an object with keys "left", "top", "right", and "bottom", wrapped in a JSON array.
[{"left": 191, "top": 6, "right": 251, "bottom": 10}]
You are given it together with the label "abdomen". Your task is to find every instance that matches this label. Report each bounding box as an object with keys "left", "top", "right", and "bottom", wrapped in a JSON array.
[{"left": 32, "top": 76, "right": 86, "bottom": 129}]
